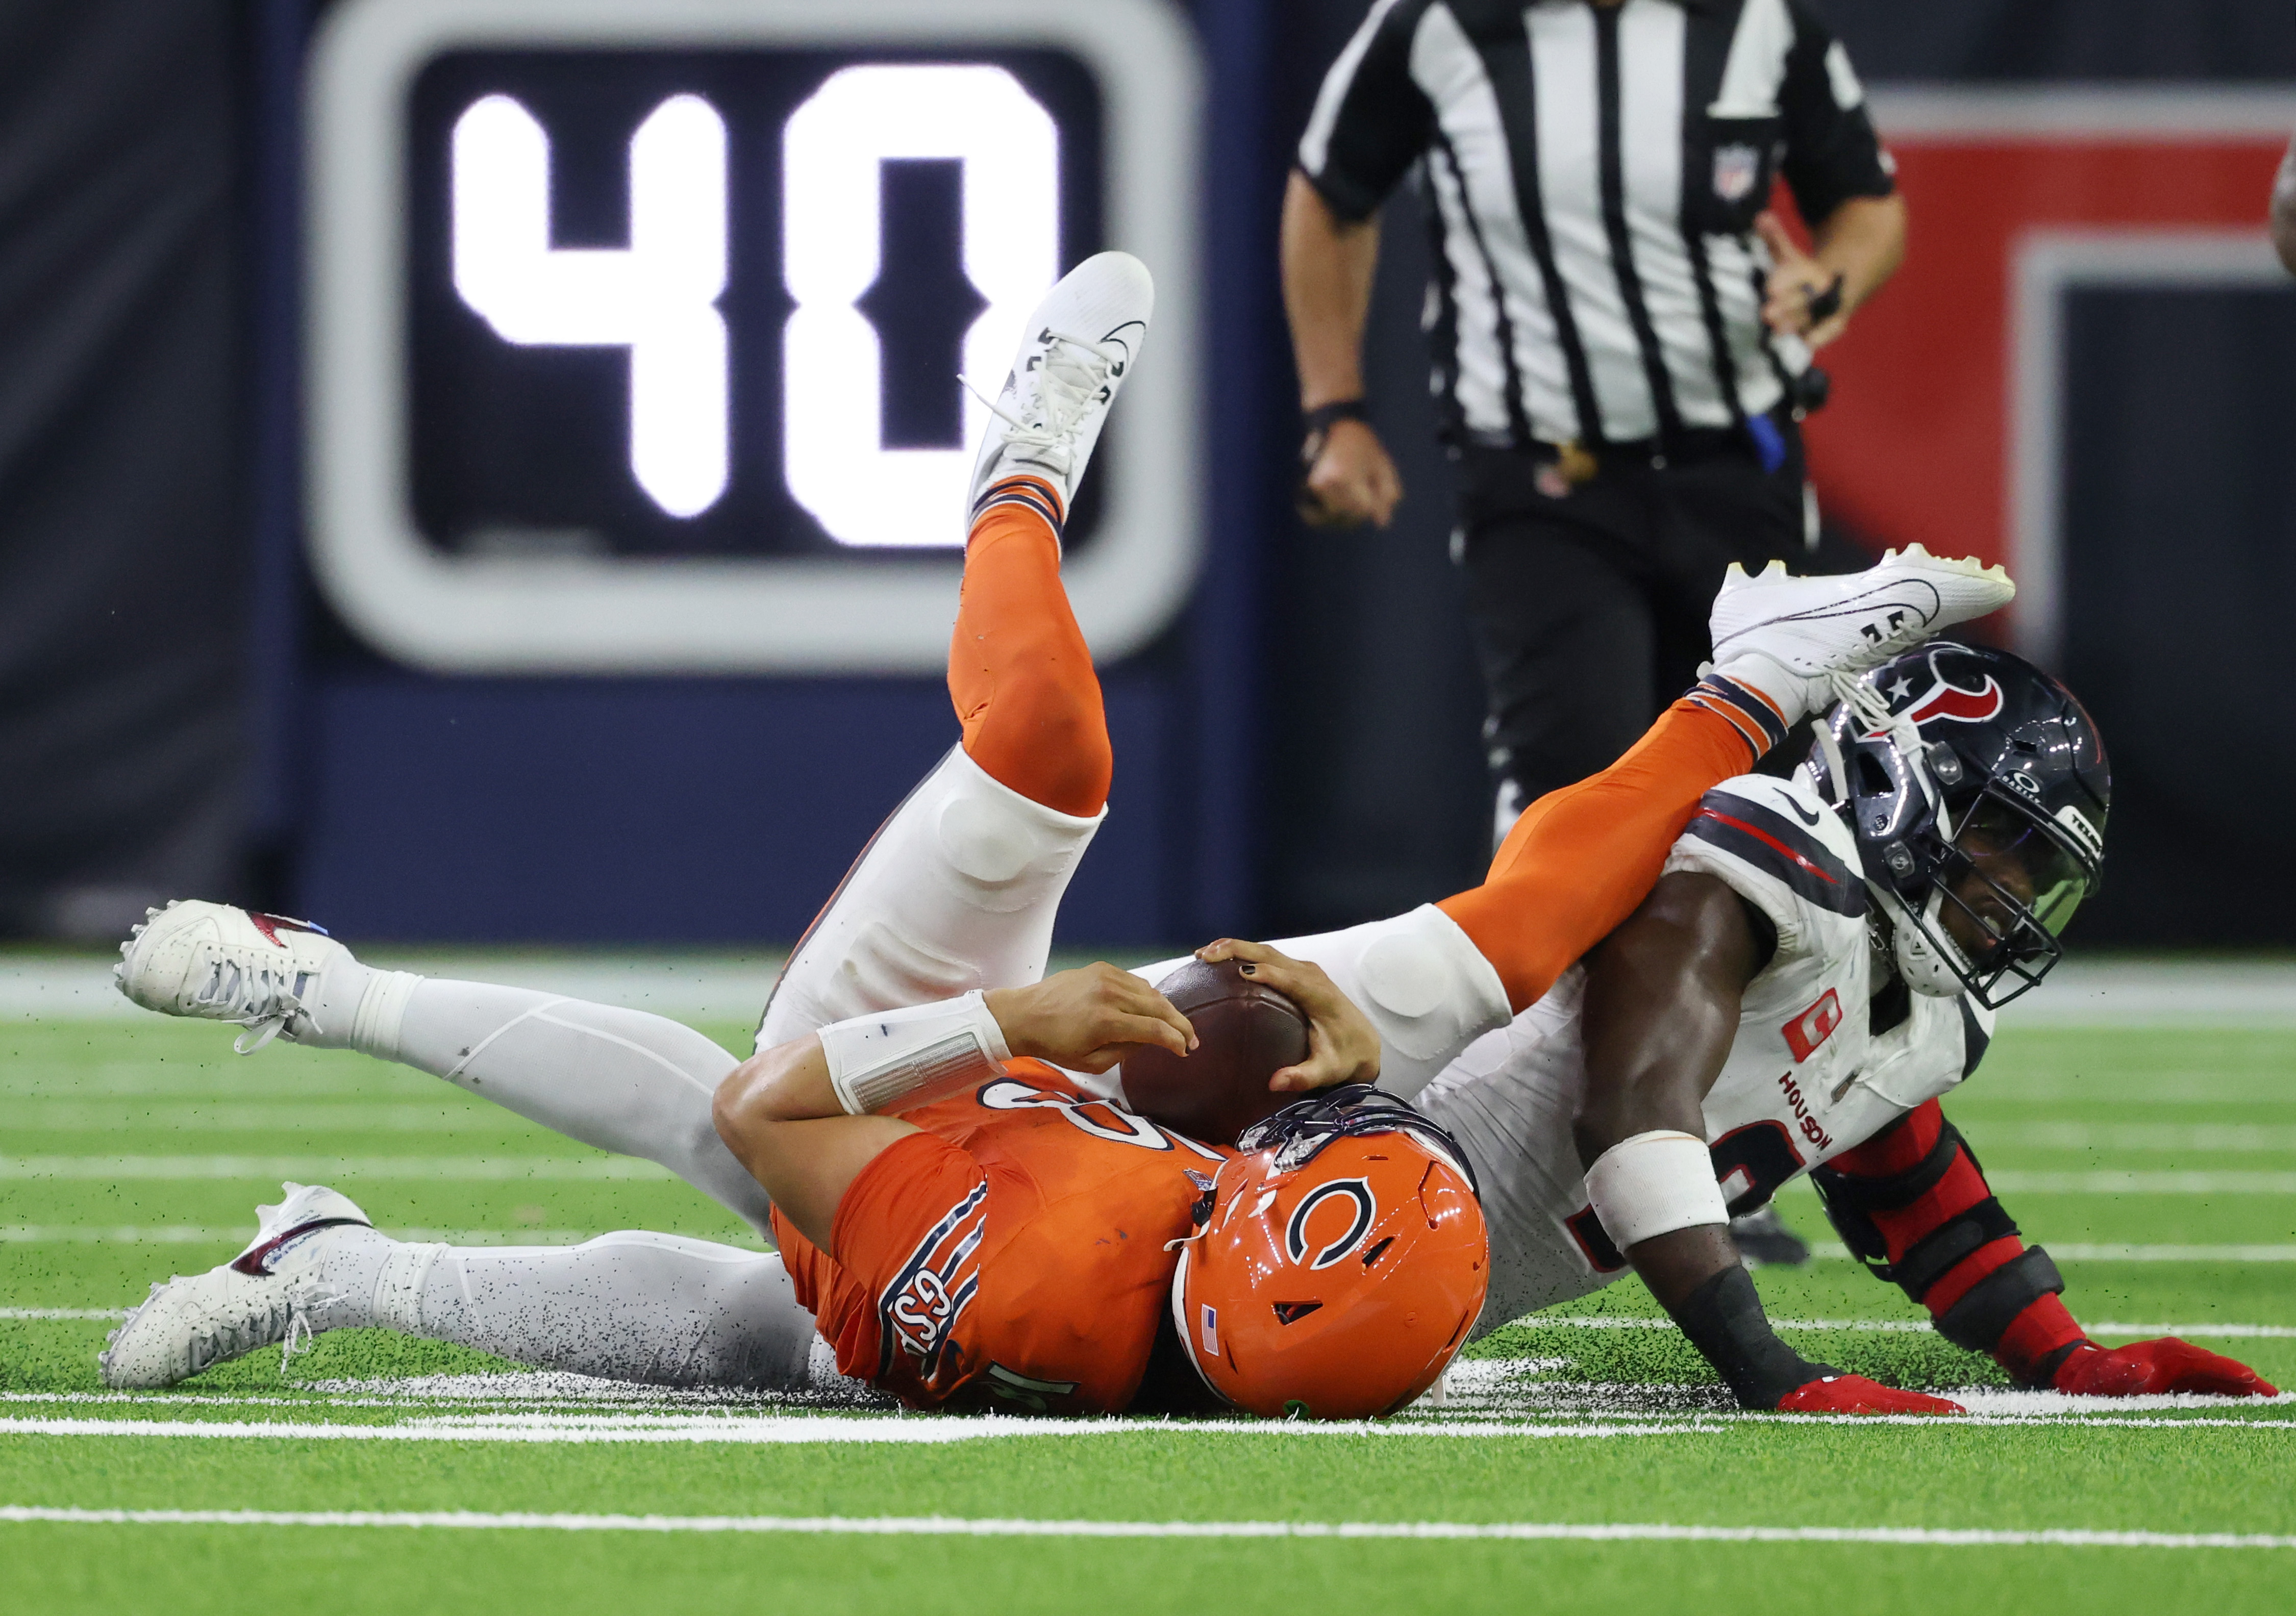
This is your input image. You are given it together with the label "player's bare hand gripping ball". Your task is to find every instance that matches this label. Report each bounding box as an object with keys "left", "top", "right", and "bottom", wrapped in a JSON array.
[
  {"left": 985, "top": 963, "right": 1195, "bottom": 1076},
  {"left": 1193, "top": 938, "right": 1382, "bottom": 1093}
]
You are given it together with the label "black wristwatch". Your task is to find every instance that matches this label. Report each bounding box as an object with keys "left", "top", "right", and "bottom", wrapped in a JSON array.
[
  {"left": 1804, "top": 271, "right": 1847, "bottom": 326},
  {"left": 1297, "top": 399, "right": 1374, "bottom": 523},
  {"left": 1300, "top": 398, "right": 1372, "bottom": 467}
]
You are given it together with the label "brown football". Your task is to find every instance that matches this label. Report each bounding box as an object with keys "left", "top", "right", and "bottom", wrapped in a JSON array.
[{"left": 1121, "top": 957, "right": 1310, "bottom": 1147}]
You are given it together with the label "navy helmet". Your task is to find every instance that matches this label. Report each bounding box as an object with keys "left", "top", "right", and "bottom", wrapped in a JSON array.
[
  {"left": 1808, "top": 641, "right": 2109, "bottom": 1008},
  {"left": 1237, "top": 1083, "right": 1479, "bottom": 1196}
]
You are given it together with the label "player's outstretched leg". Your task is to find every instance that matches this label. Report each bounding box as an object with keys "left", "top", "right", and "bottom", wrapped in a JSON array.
[
  {"left": 1240, "top": 550, "right": 2016, "bottom": 1097},
  {"left": 100, "top": 1183, "right": 828, "bottom": 1393},
  {"left": 1441, "top": 545, "right": 2015, "bottom": 1011},
  {"left": 114, "top": 901, "right": 772, "bottom": 1234},
  {"left": 757, "top": 253, "right": 1154, "bottom": 1051}
]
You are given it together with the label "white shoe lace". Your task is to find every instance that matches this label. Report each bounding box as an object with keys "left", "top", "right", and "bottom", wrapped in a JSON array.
[
  {"left": 280, "top": 1302, "right": 320, "bottom": 1377},
  {"left": 194, "top": 957, "right": 317, "bottom": 1054},
  {"left": 1824, "top": 669, "right": 1957, "bottom": 840},
  {"left": 962, "top": 330, "right": 1117, "bottom": 468}
]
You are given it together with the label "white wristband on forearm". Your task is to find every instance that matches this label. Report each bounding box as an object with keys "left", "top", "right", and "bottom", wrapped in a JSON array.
[
  {"left": 1584, "top": 1129, "right": 1730, "bottom": 1252},
  {"left": 817, "top": 992, "right": 1012, "bottom": 1116}
]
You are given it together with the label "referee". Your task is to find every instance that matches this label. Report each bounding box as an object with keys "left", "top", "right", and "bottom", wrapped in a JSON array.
[{"left": 1284, "top": 0, "right": 1906, "bottom": 843}]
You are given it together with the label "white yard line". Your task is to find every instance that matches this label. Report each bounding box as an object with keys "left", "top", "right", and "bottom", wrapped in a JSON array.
[
  {"left": 15, "top": 1229, "right": 2296, "bottom": 1267},
  {"left": 1, "top": 1227, "right": 601, "bottom": 1247},
  {"left": 1984, "top": 1171, "right": 2296, "bottom": 1194},
  {"left": 8, "top": 953, "right": 2296, "bottom": 1026},
  {"left": 0, "top": 1415, "right": 1695, "bottom": 1445},
  {"left": 0, "top": 1157, "right": 672, "bottom": 1181},
  {"left": 0, "top": 953, "right": 781, "bottom": 1025},
  {"left": 0, "top": 1308, "right": 127, "bottom": 1321},
  {"left": 1810, "top": 1243, "right": 2296, "bottom": 1264},
  {"left": 1519, "top": 1316, "right": 2296, "bottom": 1340},
  {"left": 9, "top": 1105, "right": 509, "bottom": 1133},
  {"left": 13, "top": 1307, "right": 2296, "bottom": 1337},
  {"left": 1967, "top": 1124, "right": 2296, "bottom": 1153},
  {"left": 1, "top": 1505, "right": 2291, "bottom": 1549},
  {"left": 11, "top": 1162, "right": 2296, "bottom": 1191}
]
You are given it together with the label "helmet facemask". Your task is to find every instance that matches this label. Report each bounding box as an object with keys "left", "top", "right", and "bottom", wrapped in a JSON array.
[{"left": 1871, "top": 790, "right": 2100, "bottom": 1006}]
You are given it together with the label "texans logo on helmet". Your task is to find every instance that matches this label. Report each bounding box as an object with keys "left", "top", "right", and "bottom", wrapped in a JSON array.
[{"left": 1869, "top": 652, "right": 2005, "bottom": 738}]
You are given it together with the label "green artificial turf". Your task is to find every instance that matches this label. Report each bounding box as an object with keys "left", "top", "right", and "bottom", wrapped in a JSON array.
[{"left": 4, "top": 1013, "right": 2295, "bottom": 1613}]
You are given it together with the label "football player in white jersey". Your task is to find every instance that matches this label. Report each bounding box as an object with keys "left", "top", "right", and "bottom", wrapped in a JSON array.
[
  {"left": 1414, "top": 641, "right": 2275, "bottom": 1409},
  {"left": 95, "top": 250, "right": 2203, "bottom": 1413}
]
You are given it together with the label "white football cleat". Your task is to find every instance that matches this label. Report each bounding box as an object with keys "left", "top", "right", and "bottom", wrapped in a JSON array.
[
  {"left": 115, "top": 899, "right": 350, "bottom": 1052},
  {"left": 1708, "top": 545, "right": 2015, "bottom": 719},
  {"left": 1710, "top": 544, "right": 2014, "bottom": 678},
  {"left": 964, "top": 250, "right": 1153, "bottom": 532},
  {"left": 99, "top": 1182, "right": 373, "bottom": 1390}
]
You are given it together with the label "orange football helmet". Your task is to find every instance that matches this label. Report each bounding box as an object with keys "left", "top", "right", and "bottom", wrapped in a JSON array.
[{"left": 1171, "top": 1084, "right": 1488, "bottom": 1419}]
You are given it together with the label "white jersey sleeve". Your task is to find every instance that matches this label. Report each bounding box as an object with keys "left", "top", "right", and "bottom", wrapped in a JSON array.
[{"left": 1660, "top": 774, "right": 1869, "bottom": 970}]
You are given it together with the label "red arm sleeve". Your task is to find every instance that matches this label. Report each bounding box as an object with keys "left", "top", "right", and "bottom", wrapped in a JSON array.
[{"left": 1813, "top": 1099, "right": 2088, "bottom": 1384}]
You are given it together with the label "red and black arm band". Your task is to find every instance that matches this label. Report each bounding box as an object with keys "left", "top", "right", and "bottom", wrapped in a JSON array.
[{"left": 1811, "top": 1100, "right": 2088, "bottom": 1385}]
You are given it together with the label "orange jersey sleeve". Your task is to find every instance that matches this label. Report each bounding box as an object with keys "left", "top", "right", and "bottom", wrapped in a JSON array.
[{"left": 771, "top": 1060, "right": 1230, "bottom": 1415}]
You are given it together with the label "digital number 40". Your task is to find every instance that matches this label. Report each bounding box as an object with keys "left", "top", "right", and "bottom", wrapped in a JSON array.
[{"left": 451, "top": 64, "right": 1060, "bottom": 544}]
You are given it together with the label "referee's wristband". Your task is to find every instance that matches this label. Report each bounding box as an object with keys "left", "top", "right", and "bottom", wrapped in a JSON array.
[
  {"left": 1300, "top": 398, "right": 1372, "bottom": 463},
  {"left": 1804, "top": 272, "right": 1846, "bottom": 325}
]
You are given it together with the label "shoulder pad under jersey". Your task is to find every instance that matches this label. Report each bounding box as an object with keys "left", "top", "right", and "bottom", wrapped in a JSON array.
[{"left": 1665, "top": 775, "right": 1867, "bottom": 964}]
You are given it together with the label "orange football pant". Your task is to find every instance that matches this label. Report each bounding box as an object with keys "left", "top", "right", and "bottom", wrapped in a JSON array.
[
  {"left": 948, "top": 483, "right": 1111, "bottom": 818},
  {"left": 1438, "top": 693, "right": 1769, "bottom": 1013}
]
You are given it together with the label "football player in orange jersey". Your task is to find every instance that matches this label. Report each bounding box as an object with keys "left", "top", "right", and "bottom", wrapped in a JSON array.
[
  {"left": 105, "top": 252, "right": 2014, "bottom": 1412},
  {"left": 711, "top": 959, "right": 1488, "bottom": 1416}
]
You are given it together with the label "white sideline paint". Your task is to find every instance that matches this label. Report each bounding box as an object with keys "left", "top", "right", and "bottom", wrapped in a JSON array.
[
  {"left": 1984, "top": 1172, "right": 2296, "bottom": 1195},
  {"left": 12, "top": 1161, "right": 2295, "bottom": 1191},
  {"left": 12, "top": 1103, "right": 533, "bottom": 1133},
  {"left": 15, "top": 1228, "right": 2296, "bottom": 1266},
  {"left": 1972, "top": 1123, "right": 2296, "bottom": 1153},
  {"left": 0, "top": 1157, "right": 674, "bottom": 1181},
  {"left": 1812, "top": 1243, "right": 2296, "bottom": 1264},
  {"left": 1, "top": 1226, "right": 599, "bottom": 1247},
  {"left": 0, "top": 952, "right": 782, "bottom": 1025},
  {"left": 11, "top": 953, "right": 2296, "bottom": 1026},
  {"left": 2, "top": 1505, "right": 2292, "bottom": 1549},
  {"left": 0, "top": 1309, "right": 126, "bottom": 1321},
  {"left": 0, "top": 1415, "right": 1693, "bottom": 1446},
  {"left": 11, "top": 1307, "right": 2294, "bottom": 1336},
  {"left": 1518, "top": 1317, "right": 2296, "bottom": 1340},
  {"left": 2007, "top": 958, "right": 2296, "bottom": 1026}
]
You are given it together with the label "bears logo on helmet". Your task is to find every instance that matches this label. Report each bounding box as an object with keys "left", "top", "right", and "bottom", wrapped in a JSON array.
[
  {"left": 1810, "top": 641, "right": 2109, "bottom": 1007},
  {"left": 1171, "top": 1084, "right": 1488, "bottom": 1419}
]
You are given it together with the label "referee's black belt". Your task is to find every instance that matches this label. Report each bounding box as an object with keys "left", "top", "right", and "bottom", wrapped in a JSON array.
[{"left": 1462, "top": 407, "right": 1794, "bottom": 477}]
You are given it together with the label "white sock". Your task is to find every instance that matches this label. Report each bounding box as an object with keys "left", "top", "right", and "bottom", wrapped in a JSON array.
[
  {"left": 264, "top": 1222, "right": 401, "bottom": 1333},
  {"left": 291, "top": 957, "right": 423, "bottom": 1055},
  {"left": 290, "top": 1230, "right": 818, "bottom": 1391},
  {"left": 341, "top": 979, "right": 771, "bottom": 1238}
]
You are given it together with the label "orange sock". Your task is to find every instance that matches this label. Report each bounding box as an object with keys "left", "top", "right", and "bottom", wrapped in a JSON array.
[
  {"left": 947, "top": 479, "right": 1111, "bottom": 818},
  {"left": 1437, "top": 683, "right": 1776, "bottom": 1011}
]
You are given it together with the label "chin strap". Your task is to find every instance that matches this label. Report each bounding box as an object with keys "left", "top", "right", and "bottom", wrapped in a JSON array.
[{"left": 1812, "top": 1100, "right": 2085, "bottom": 1384}]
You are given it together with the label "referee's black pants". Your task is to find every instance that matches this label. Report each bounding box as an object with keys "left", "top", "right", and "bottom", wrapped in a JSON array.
[{"left": 1454, "top": 425, "right": 1811, "bottom": 841}]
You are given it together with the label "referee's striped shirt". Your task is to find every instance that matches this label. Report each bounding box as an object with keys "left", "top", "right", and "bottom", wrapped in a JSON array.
[{"left": 1299, "top": 0, "right": 1895, "bottom": 452}]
